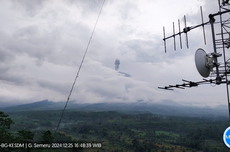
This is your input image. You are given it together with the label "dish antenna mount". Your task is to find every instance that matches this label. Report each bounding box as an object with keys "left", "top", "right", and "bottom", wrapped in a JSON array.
[
  {"left": 194, "top": 48, "right": 219, "bottom": 78},
  {"left": 159, "top": 0, "right": 230, "bottom": 123}
]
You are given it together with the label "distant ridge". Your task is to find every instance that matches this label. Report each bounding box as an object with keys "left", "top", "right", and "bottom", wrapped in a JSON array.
[
  {"left": 0, "top": 100, "right": 66, "bottom": 112},
  {"left": 0, "top": 100, "right": 228, "bottom": 118}
]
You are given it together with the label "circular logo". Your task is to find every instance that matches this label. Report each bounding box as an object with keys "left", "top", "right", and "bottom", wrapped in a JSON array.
[{"left": 223, "top": 126, "right": 230, "bottom": 148}]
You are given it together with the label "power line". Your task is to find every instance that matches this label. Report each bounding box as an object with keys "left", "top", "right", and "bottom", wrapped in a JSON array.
[{"left": 54, "top": 0, "right": 106, "bottom": 137}]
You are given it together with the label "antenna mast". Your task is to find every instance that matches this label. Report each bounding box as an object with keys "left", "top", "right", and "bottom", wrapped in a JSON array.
[{"left": 218, "top": 0, "right": 230, "bottom": 122}]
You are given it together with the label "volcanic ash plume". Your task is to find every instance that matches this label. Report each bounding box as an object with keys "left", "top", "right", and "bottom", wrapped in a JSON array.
[{"left": 114, "top": 59, "right": 120, "bottom": 71}]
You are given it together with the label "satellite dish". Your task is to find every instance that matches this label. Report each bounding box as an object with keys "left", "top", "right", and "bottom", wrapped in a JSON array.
[{"left": 195, "top": 48, "right": 214, "bottom": 78}]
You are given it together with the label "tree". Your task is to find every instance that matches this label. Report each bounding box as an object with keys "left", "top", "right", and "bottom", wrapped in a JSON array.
[
  {"left": 42, "top": 130, "right": 54, "bottom": 143},
  {"left": 0, "top": 111, "right": 14, "bottom": 129},
  {"left": 16, "top": 130, "right": 34, "bottom": 143},
  {"left": 0, "top": 111, "right": 14, "bottom": 143},
  {"left": 0, "top": 128, "right": 14, "bottom": 143}
]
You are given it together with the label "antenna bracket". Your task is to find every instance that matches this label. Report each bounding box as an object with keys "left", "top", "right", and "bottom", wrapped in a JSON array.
[
  {"left": 205, "top": 55, "right": 214, "bottom": 71},
  {"left": 222, "top": 0, "right": 229, "bottom": 5},
  {"left": 209, "top": 14, "right": 216, "bottom": 23},
  {"left": 216, "top": 76, "right": 222, "bottom": 84},
  {"left": 211, "top": 52, "right": 222, "bottom": 57},
  {"left": 183, "top": 27, "right": 191, "bottom": 33}
]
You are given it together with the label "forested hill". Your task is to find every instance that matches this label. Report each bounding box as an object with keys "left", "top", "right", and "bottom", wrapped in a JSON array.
[{"left": 0, "top": 100, "right": 228, "bottom": 118}]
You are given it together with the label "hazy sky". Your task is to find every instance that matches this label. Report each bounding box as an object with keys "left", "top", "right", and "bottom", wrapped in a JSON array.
[{"left": 0, "top": 0, "right": 228, "bottom": 107}]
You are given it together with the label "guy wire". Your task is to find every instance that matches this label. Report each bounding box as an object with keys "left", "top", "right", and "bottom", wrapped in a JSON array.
[{"left": 54, "top": 0, "right": 106, "bottom": 138}]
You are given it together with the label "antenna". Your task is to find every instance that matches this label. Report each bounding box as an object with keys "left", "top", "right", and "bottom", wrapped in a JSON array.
[
  {"left": 158, "top": 79, "right": 216, "bottom": 90},
  {"left": 195, "top": 48, "right": 214, "bottom": 78},
  {"left": 173, "top": 22, "right": 176, "bottom": 50},
  {"left": 200, "top": 6, "right": 207, "bottom": 45},
  {"left": 163, "top": 13, "right": 209, "bottom": 52},
  {"left": 184, "top": 15, "right": 189, "bottom": 48},
  {"left": 178, "top": 19, "right": 182, "bottom": 49},
  {"left": 163, "top": 26, "right": 166, "bottom": 53}
]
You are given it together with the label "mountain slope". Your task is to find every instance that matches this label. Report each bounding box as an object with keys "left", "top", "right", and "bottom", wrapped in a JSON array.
[{"left": 0, "top": 100, "right": 228, "bottom": 118}]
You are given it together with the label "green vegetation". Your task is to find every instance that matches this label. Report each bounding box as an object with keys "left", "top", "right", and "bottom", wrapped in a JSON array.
[{"left": 1, "top": 110, "right": 230, "bottom": 152}]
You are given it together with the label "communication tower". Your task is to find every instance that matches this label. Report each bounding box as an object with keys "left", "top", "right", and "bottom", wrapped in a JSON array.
[{"left": 159, "top": 0, "right": 230, "bottom": 122}]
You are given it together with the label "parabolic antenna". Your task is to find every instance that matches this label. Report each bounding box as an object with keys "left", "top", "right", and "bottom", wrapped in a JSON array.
[{"left": 195, "top": 48, "right": 213, "bottom": 78}]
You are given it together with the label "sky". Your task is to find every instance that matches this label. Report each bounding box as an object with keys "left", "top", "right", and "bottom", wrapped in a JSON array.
[{"left": 0, "top": 0, "right": 229, "bottom": 107}]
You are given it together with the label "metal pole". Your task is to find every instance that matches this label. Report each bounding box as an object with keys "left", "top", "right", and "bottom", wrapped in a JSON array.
[
  {"left": 209, "top": 14, "right": 221, "bottom": 84},
  {"left": 218, "top": 0, "right": 230, "bottom": 124}
]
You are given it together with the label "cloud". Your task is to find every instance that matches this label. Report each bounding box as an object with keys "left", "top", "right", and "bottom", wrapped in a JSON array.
[
  {"left": 11, "top": 0, "right": 46, "bottom": 17},
  {"left": 0, "top": 0, "right": 226, "bottom": 108},
  {"left": 0, "top": 45, "right": 15, "bottom": 63},
  {"left": 37, "top": 79, "right": 71, "bottom": 94},
  {"left": 71, "top": 73, "right": 158, "bottom": 104}
]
